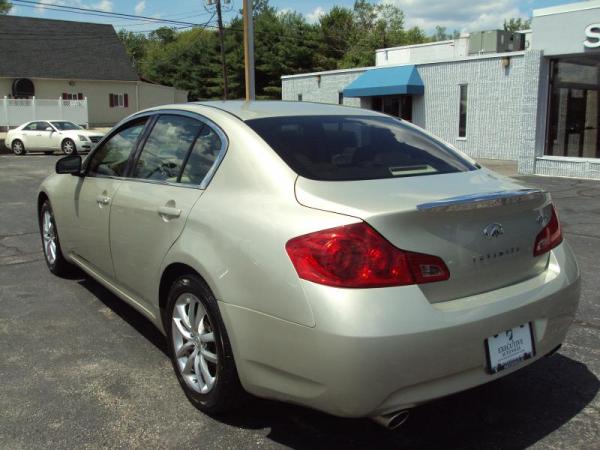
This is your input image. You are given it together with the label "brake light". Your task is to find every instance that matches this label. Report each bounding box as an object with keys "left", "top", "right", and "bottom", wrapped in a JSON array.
[
  {"left": 285, "top": 222, "right": 449, "bottom": 288},
  {"left": 533, "top": 205, "right": 563, "bottom": 257}
]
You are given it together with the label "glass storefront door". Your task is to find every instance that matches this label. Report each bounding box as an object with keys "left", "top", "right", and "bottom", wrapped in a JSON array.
[
  {"left": 370, "top": 95, "right": 413, "bottom": 121},
  {"left": 546, "top": 57, "right": 600, "bottom": 158}
]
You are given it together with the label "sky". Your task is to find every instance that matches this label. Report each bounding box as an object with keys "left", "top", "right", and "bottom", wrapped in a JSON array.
[{"left": 7, "top": 0, "right": 583, "bottom": 34}]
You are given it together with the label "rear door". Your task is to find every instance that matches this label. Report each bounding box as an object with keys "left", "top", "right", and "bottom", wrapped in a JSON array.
[
  {"left": 70, "top": 118, "right": 149, "bottom": 277},
  {"left": 109, "top": 113, "right": 226, "bottom": 306},
  {"left": 20, "top": 122, "right": 43, "bottom": 149}
]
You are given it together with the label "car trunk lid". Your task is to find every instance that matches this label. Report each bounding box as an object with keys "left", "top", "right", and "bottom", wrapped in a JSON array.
[{"left": 295, "top": 169, "right": 552, "bottom": 303}]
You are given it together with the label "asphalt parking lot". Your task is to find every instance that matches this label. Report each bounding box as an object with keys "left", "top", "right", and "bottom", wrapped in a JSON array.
[{"left": 1, "top": 154, "right": 599, "bottom": 449}]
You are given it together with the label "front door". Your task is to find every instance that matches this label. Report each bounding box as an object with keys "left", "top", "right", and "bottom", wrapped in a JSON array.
[
  {"left": 109, "top": 114, "right": 224, "bottom": 306},
  {"left": 30, "top": 121, "right": 53, "bottom": 149},
  {"left": 72, "top": 118, "right": 149, "bottom": 278},
  {"left": 70, "top": 177, "right": 122, "bottom": 276}
]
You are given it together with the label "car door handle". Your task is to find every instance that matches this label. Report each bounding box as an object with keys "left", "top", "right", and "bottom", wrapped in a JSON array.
[
  {"left": 96, "top": 195, "right": 111, "bottom": 205},
  {"left": 157, "top": 206, "right": 181, "bottom": 219}
]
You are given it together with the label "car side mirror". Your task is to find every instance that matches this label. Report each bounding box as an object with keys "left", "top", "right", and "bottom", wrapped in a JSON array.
[
  {"left": 45, "top": 127, "right": 53, "bottom": 131},
  {"left": 56, "top": 155, "right": 83, "bottom": 176}
]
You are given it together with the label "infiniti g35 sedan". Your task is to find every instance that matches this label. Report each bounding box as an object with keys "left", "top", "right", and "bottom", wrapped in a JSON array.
[
  {"left": 6, "top": 120, "right": 103, "bottom": 155},
  {"left": 38, "top": 101, "right": 580, "bottom": 429}
]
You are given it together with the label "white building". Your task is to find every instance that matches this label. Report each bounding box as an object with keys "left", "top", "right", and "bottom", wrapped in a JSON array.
[
  {"left": 0, "top": 15, "right": 188, "bottom": 127},
  {"left": 282, "top": 0, "right": 600, "bottom": 180}
]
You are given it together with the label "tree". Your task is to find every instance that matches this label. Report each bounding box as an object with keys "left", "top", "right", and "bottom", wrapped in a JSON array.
[
  {"left": 318, "top": 6, "right": 355, "bottom": 69},
  {"left": 116, "top": 0, "right": 429, "bottom": 99},
  {"left": 503, "top": 17, "right": 531, "bottom": 32},
  {"left": 0, "top": 1, "right": 12, "bottom": 14},
  {"left": 337, "top": 0, "right": 426, "bottom": 68},
  {"left": 149, "top": 27, "right": 177, "bottom": 45},
  {"left": 117, "top": 30, "right": 148, "bottom": 68},
  {"left": 430, "top": 25, "right": 461, "bottom": 42}
]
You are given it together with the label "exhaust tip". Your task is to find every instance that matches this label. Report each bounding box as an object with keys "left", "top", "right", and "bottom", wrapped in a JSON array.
[{"left": 372, "top": 410, "right": 410, "bottom": 430}]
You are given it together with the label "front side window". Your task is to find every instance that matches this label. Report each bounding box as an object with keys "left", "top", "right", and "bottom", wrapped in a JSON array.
[
  {"left": 36, "top": 122, "right": 52, "bottom": 131},
  {"left": 133, "top": 115, "right": 204, "bottom": 182},
  {"left": 87, "top": 120, "right": 147, "bottom": 177},
  {"left": 51, "top": 121, "right": 81, "bottom": 131},
  {"left": 246, "top": 115, "right": 477, "bottom": 181}
]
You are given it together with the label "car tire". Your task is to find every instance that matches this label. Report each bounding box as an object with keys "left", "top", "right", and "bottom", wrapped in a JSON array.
[
  {"left": 39, "top": 200, "right": 73, "bottom": 276},
  {"left": 12, "top": 139, "right": 25, "bottom": 155},
  {"left": 166, "top": 274, "right": 246, "bottom": 415},
  {"left": 61, "top": 138, "right": 77, "bottom": 155}
]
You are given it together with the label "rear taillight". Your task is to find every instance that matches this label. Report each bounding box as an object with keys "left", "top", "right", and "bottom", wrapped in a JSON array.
[
  {"left": 533, "top": 205, "right": 563, "bottom": 257},
  {"left": 285, "top": 222, "right": 449, "bottom": 288}
]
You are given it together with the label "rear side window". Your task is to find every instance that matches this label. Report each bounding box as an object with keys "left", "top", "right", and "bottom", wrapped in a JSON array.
[
  {"left": 246, "top": 115, "right": 477, "bottom": 181},
  {"left": 87, "top": 120, "right": 147, "bottom": 177},
  {"left": 180, "top": 126, "right": 222, "bottom": 185},
  {"left": 133, "top": 115, "right": 203, "bottom": 182}
]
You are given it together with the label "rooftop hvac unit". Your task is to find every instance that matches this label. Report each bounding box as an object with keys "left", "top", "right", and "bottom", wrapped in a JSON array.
[{"left": 468, "top": 30, "right": 525, "bottom": 55}]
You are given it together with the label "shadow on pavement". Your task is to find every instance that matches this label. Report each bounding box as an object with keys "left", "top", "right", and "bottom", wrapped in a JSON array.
[
  {"left": 77, "top": 276, "right": 168, "bottom": 356},
  {"left": 77, "top": 274, "right": 598, "bottom": 450}
]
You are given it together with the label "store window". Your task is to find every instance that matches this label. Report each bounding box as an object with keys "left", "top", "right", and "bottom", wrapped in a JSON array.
[
  {"left": 297, "top": 94, "right": 303, "bottom": 102},
  {"left": 546, "top": 57, "right": 599, "bottom": 158},
  {"left": 370, "top": 95, "right": 412, "bottom": 121},
  {"left": 458, "top": 84, "right": 468, "bottom": 138}
]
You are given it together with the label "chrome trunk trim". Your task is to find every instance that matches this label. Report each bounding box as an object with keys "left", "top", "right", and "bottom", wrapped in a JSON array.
[{"left": 416, "top": 189, "right": 547, "bottom": 212}]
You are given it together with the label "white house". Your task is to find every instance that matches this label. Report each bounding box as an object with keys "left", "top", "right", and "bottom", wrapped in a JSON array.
[{"left": 0, "top": 15, "right": 188, "bottom": 127}]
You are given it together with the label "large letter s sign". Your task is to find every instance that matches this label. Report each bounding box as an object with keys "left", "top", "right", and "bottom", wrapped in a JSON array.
[{"left": 584, "top": 24, "right": 600, "bottom": 48}]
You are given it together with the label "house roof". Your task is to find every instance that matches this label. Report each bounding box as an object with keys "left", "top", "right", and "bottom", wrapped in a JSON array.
[{"left": 0, "top": 15, "right": 139, "bottom": 81}]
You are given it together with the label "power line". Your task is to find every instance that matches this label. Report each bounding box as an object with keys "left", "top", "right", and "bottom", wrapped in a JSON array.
[
  {"left": 11, "top": 0, "right": 209, "bottom": 27},
  {"left": 8, "top": 0, "right": 336, "bottom": 52}
]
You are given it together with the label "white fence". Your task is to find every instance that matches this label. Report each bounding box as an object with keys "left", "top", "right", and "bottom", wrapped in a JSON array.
[{"left": 1, "top": 97, "right": 89, "bottom": 128}]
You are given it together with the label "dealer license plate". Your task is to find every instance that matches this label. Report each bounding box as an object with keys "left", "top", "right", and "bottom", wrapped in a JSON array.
[{"left": 485, "top": 323, "right": 535, "bottom": 374}]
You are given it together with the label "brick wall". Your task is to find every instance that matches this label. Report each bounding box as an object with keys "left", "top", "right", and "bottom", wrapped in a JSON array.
[
  {"left": 282, "top": 53, "right": 543, "bottom": 163},
  {"left": 282, "top": 71, "right": 365, "bottom": 107}
]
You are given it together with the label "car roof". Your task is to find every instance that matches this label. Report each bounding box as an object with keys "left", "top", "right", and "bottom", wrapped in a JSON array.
[{"left": 191, "top": 100, "right": 384, "bottom": 121}]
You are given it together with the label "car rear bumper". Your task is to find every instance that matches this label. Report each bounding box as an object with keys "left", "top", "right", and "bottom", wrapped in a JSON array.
[{"left": 219, "top": 241, "right": 580, "bottom": 418}]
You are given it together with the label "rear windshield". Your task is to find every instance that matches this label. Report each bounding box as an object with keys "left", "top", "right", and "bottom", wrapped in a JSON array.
[{"left": 246, "top": 115, "right": 477, "bottom": 181}]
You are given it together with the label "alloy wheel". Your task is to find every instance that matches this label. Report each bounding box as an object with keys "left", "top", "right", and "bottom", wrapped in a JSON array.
[
  {"left": 42, "top": 210, "right": 57, "bottom": 265},
  {"left": 171, "top": 294, "right": 218, "bottom": 394},
  {"left": 62, "top": 140, "right": 75, "bottom": 155},
  {"left": 13, "top": 141, "right": 24, "bottom": 155}
]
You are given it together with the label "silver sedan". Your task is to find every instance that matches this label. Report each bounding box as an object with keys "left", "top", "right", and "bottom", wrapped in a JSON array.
[{"left": 37, "top": 101, "right": 580, "bottom": 429}]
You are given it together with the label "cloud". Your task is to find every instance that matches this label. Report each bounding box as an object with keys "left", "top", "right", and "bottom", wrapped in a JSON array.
[
  {"left": 134, "top": 0, "right": 146, "bottom": 15},
  {"left": 94, "top": 0, "right": 113, "bottom": 12},
  {"left": 381, "top": 0, "right": 528, "bottom": 32},
  {"left": 276, "top": 8, "right": 293, "bottom": 17},
  {"left": 306, "top": 6, "right": 326, "bottom": 24}
]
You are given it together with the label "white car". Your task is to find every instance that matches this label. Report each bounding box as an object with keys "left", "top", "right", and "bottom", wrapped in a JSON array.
[{"left": 5, "top": 120, "right": 104, "bottom": 155}]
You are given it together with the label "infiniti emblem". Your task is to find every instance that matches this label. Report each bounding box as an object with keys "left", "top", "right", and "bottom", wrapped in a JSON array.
[{"left": 483, "top": 223, "right": 504, "bottom": 239}]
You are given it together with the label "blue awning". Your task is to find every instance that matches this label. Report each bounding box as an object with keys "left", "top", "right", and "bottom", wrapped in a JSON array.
[{"left": 343, "top": 65, "right": 424, "bottom": 97}]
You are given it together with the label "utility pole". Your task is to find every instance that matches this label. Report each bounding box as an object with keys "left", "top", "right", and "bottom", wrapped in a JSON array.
[
  {"left": 243, "top": 0, "right": 255, "bottom": 100},
  {"left": 206, "top": 0, "right": 229, "bottom": 99}
]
